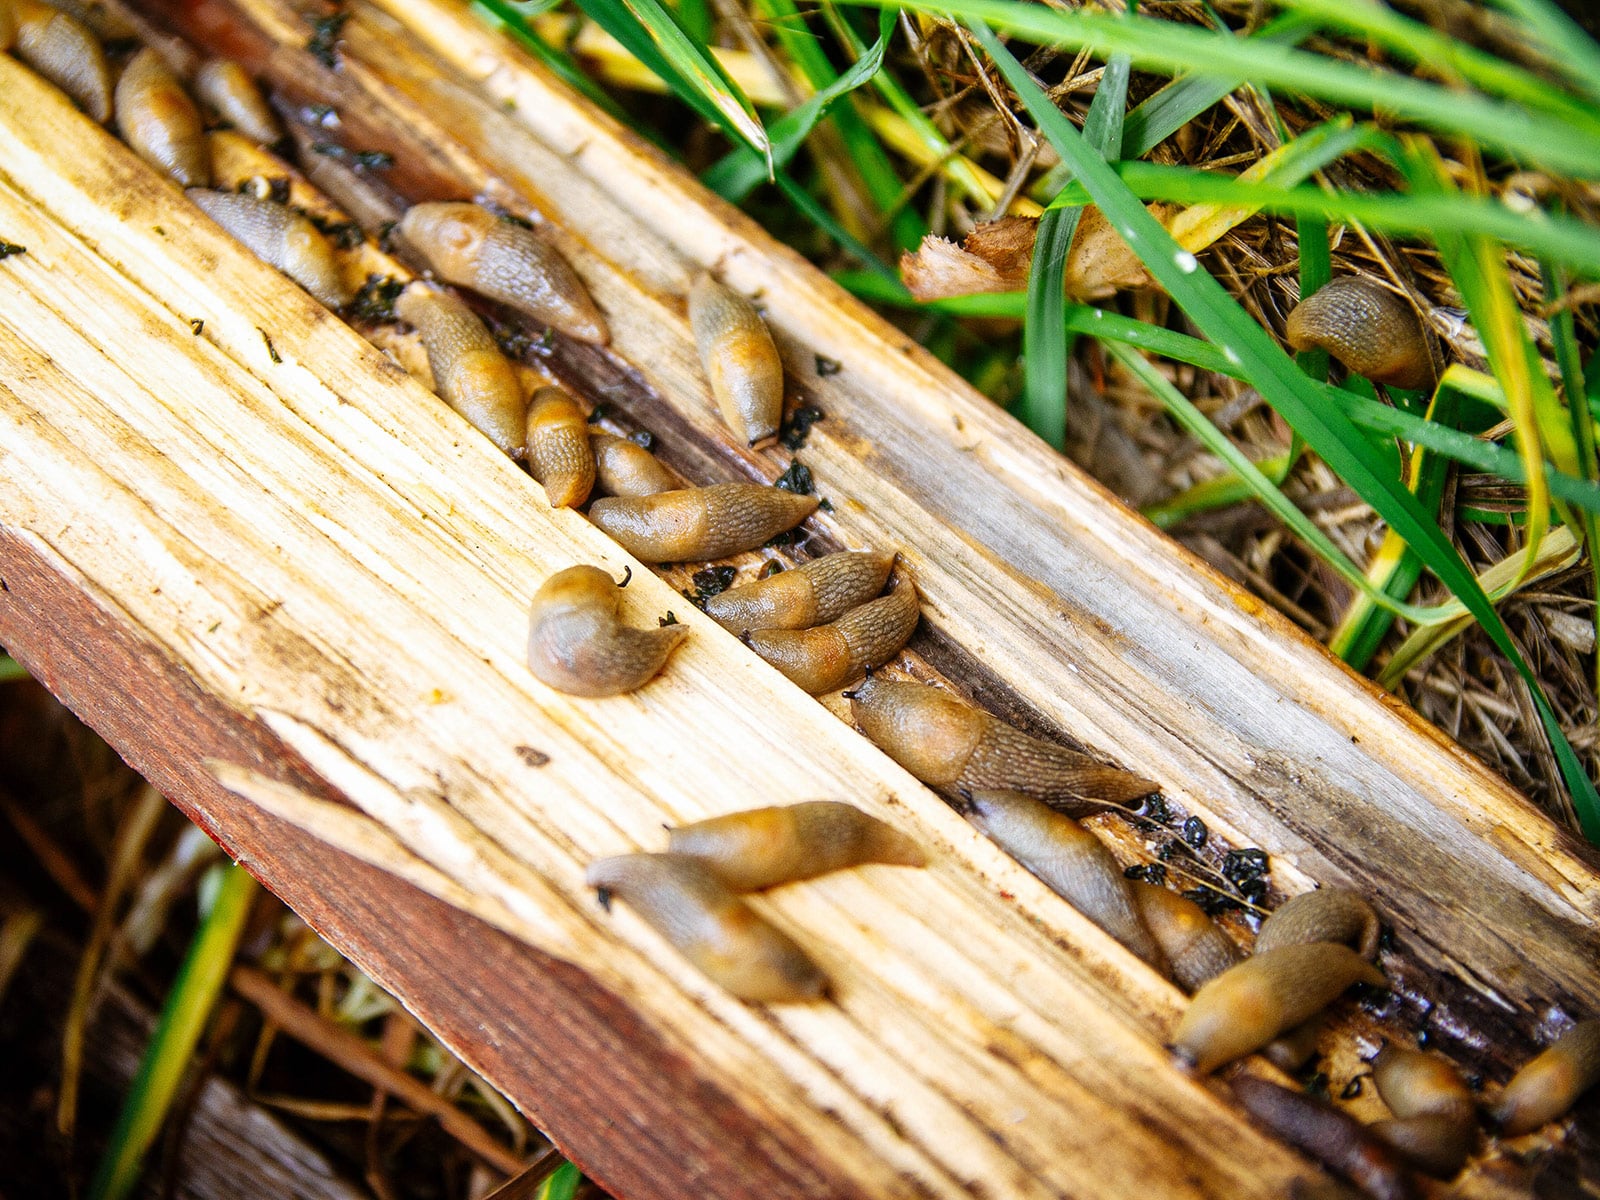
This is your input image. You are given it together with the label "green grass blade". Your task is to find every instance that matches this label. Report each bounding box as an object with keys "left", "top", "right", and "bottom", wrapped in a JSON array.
[
  {"left": 473, "top": 0, "right": 636, "bottom": 124},
  {"left": 773, "top": 168, "right": 901, "bottom": 281},
  {"left": 0, "top": 654, "right": 27, "bottom": 682},
  {"left": 1490, "top": 0, "right": 1600, "bottom": 107},
  {"left": 537, "top": 1161, "right": 583, "bottom": 1200},
  {"left": 88, "top": 864, "right": 257, "bottom": 1200}
]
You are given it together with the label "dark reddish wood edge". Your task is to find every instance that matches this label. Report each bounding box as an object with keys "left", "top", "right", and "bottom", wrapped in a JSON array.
[{"left": 0, "top": 525, "right": 857, "bottom": 1200}]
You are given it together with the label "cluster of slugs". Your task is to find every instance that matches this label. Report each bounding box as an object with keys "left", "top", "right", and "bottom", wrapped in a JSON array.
[{"left": 5, "top": 7, "right": 1592, "bottom": 1190}]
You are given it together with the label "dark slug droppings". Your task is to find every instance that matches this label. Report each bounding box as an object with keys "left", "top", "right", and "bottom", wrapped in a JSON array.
[
  {"left": 1140, "top": 795, "right": 1172, "bottom": 824},
  {"left": 1304, "top": 1073, "right": 1331, "bottom": 1100},
  {"left": 1222, "top": 848, "right": 1269, "bottom": 883},
  {"left": 307, "top": 215, "right": 365, "bottom": 249},
  {"left": 310, "top": 142, "right": 393, "bottom": 172},
  {"left": 775, "top": 460, "right": 814, "bottom": 495},
  {"left": 306, "top": 12, "right": 350, "bottom": 69},
  {"left": 1182, "top": 816, "right": 1209, "bottom": 850},
  {"left": 377, "top": 220, "right": 399, "bottom": 253},
  {"left": 586, "top": 404, "right": 609, "bottom": 424},
  {"left": 1238, "top": 878, "right": 1269, "bottom": 906},
  {"left": 305, "top": 103, "right": 338, "bottom": 127},
  {"left": 0, "top": 242, "right": 26, "bottom": 260},
  {"left": 1123, "top": 863, "right": 1167, "bottom": 886},
  {"left": 351, "top": 275, "right": 404, "bottom": 323},
  {"left": 1182, "top": 886, "right": 1240, "bottom": 916},
  {"left": 779, "top": 405, "right": 824, "bottom": 450},
  {"left": 1156, "top": 840, "right": 1183, "bottom": 863},
  {"left": 689, "top": 566, "right": 737, "bottom": 605},
  {"left": 514, "top": 745, "right": 551, "bottom": 767},
  {"left": 815, "top": 355, "right": 841, "bottom": 377},
  {"left": 594, "top": 886, "right": 612, "bottom": 913}
]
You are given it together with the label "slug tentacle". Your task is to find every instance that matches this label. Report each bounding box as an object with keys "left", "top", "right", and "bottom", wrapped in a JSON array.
[
  {"left": 394, "top": 283, "right": 526, "bottom": 457},
  {"left": 115, "top": 47, "right": 209, "bottom": 187},
  {"left": 1231, "top": 1077, "right": 1420, "bottom": 1200},
  {"left": 585, "top": 852, "right": 827, "bottom": 1002},
  {"left": 1285, "top": 276, "right": 1440, "bottom": 392},
  {"left": 592, "top": 433, "right": 677, "bottom": 497},
  {"left": 968, "top": 790, "right": 1166, "bottom": 972},
  {"left": 1172, "top": 942, "right": 1386, "bottom": 1074},
  {"left": 1494, "top": 1018, "right": 1600, "bottom": 1136},
  {"left": 13, "top": 0, "right": 111, "bottom": 122},
  {"left": 1132, "top": 881, "right": 1241, "bottom": 992},
  {"left": 587, "top": 483, "right": 818, "bottom": 563},
  {"left": 526, "top": 564, "right": 687, "bottom": 697},
  {"left": 187, "top": 188, "right": 351, "bottom": 310},
  {"left": 744, "top": 575, "right": 919, "bottom": 694},
  {"left": 689, "top": 272, "right": 784, "bottom": 445},
  {"left": 667, "top": 801, "right": 925, "bottom": 891},
  {"left": 396, "top": 201, "right": 608, "bottom": 344},
  {"left": 193, "top": 59, "right": 281, "bottom": 146},
  {"left": 1256, "top": 889, "right": 1381, "bottom": 960},
  {"left": 702, "top": 550, "right": 895, "bottom": 633},
  {"left": 848, "top": 676, "right": 1159, "bottom": 811},
  {"left": 525, "top": 387, "right": 595, "bottom": 508}
]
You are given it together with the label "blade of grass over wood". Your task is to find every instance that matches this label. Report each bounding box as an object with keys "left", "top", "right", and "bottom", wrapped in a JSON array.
[
  {"left": 970, "top": 19, "right": 1600, "bottom": 832},
  {"left": 474, "top": 0, "right": 633, "bottom": 122},
  {"left": 1491, "top": 0, "right": 1600, "bottom": 107},
  {"left": 0, "top": 654, "right": 27, "bottom": 682},
  {"left": 537, "top": 1162, "right": 582, "bottom": 1200},
  {"left": 89, "top": 864, "right": 258, "bottom": 1200},
  {"left": 844, "top": 0, "right": 1600, "bottom": 177}
]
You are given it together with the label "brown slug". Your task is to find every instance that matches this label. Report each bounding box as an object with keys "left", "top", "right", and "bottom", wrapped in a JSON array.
[
  {"left": 846, "top": 676, "right": 1161, "bottom": 813},
  {"left": 394, "top": 283, "right": 526, "bottom": 457},
  {"left": 743, "top": 575, "right": 920, "bottom": 694},
  {"left": 1285, "top": 276, "right": 1440, "bottom": 392},
  {"left": 526, "top": 564, "right": 687, "bottom": 697},
  {"left": 587, "top": 483, "right": 818, "bottom": 564},
  {"left": 1367, "top": 1044, "right": 1476, "bottom": 1177},
  {"left": 967, "top": 790, "right": 1166, "bottom": 972},
  {"left": 1171, "top": 942, "right": 1386, "bottom": 1074},
  {"left": 396, "top": 201, "right": 608, "bottom": 344},
  {"left": 666, "top": 801, "right": 925, "bottom": 891},
  {"left": 1256, "top": 889, "right": 1381, "bottom": 960},
  {"left": 1262, "top": 1014, "right": 1326, "bottom": 1073},
  {"left": 1232, "top": 1076, "right": 1420, "bottom": 1200},
  {"left": 1493, "top": 1018, "right": 1600, "bottom": 1136},
  {"left": 1132, "top": 881, "right": 1241, "bottom": 992},
  {"left": 115, "top": 47, "right": 209, "bottom": 187},
  {"left": 591, "top": 433, "right": 677, "bottom": 498},
  {"left": 586, "top": 852, "right": 827, "bottom": 1002},
  {"left": 689, "top": 271, "right": 784, "bottom": 446},
  {"left": 524, "top": 387, "right": 595, "bottom": 508},
  {"left": 187, "top": 188, "right": 351, "bottom": 311},
  {"left": 13, "top": 0, "right": 112, "bottom": 122},
  {"left": 193, "top": 58, "right": 281, "bottom": 146},
  {"left": 702, "top": 550, "right": 895, "bottom": 633}
]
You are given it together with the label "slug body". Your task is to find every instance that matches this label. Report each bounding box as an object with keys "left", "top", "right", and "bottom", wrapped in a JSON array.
[
  {"left": 13, "top": 0, "right": 111, "bottom": 122},
  {"left": 702, "top": 550, "right": 895, "bottom": 633},
  {"left": 525, "top": 387, "right": 595, "bottom": 508},
  {"left": 588, "top": 483, "right": 818, "bottom": 564},
  {"left": 1494, "top": 1018, "right": 1600, "bottom": 1136},
  {"left": 187, "top": 188, "right": 351, "bottom": 310},
  {"left": 667, "top": 801, "right": 925, "bottom": 891},
  {"left": 394, "top": 284, "right": 526, "bottom": 456},
  {"left": 1132, "top": 881, "right": 1241, "bottom": 992},
  {"left": 1286, "top": 276, "right": 1439, "bottom": 392},
  {"left": 397, "top": 201, "right": 608, "bottom": 344},
  {"left": 193, "top": 59, "right": 281, "bottom": 146},
  {"left": 526, "top": 564, "right": 687, "bottom": 697},
  {"left": 115, "top": 47, "right": 209, "bottom": 187},
  {"left": 592, "top": 433, "right": 677, "bottom": 497},
  {"left": 689, "top": 272, "right": 784, "bottom": 445},
  {"left": 1256, "top": 889, "right": 1381, "bottom": 960},
  {"left": 847, "top": 676, "right": 1160, "bottom": 812},
  {"left": 1232, "top": 1076, "right": 1420, "bottom": 1200},
  {"left": 744, "top": 576, "right": 919, "bottom": 694},
  {"left": 586, "top": 852, "right": 826, "bottom": 1002},
  {"left": 1172, "top": 942, "right": 1386, "bottom": 1074},
  {"left": 969, "top": 790, "right": 1166, "bottom": 971},
  {"left": 1368, "top": 1044, "right": 1475, "bottom": 1176}
]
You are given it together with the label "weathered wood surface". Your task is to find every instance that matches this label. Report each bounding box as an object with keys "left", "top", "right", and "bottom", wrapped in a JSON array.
[{"left": 0, "top": 1, "right": 1595, "bottom": 1195}]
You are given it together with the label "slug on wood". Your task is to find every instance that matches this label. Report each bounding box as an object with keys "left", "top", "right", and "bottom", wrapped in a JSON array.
[
  {"left": 667, "top": 801, "right": 925, "bottom": 891},
  {"left": 968, "top": 790, "right": 1166, "bottom": 972},
  {"left": 1132, "top": 881, "right": 1241, "bottom": 992},
  {"left": 193, "top": 59, "right": 281, "bottom": 146},
  {"left": 1493, "top": 1018, "right": 1600, "bottom": 1136},
  {"left": 1367, "top": 1044, "right": 1476, "bottom": 1177},
  {"left": 115, "top": 47, "right": 209, "bottom": 187},
  {"left": 846, "top": 676, "right": 1161, "bottom": 813},
  {"left": 586, "top": 852, "right": 827, "bottom": 1002},
  {"left": 743, "top": 575, "right": 920, "bottom": 694},
  {"left": 394, "top": 283, "right": 526, "bottom": 457},
  {"left": 1285, "top": 276, "right": 1440, "bottom": 392},
  {"left": 689, "top": 272, "right": 784, "bottom": 446},
  {"left": 1256, "top": 889, "right": 1381, "bottom": 960},
  {"left": 1232, "top": 1076, "right": 1420, "bottom": 1200},
  {"left": 525, "top": 387, "right": 595, "bottom": 508},
  {"left": 396, "top": 201, "right": 608, "bottom": 345},
  {"left": 1171, "top": 942, "right": 1386, "bottom": 1074},
  {"left": 12, "top": 0, "right": 111, "bottom": 122},
  {"left": 526, "top": 564, "right": 687, "bottom": 697},
  {"left": 187, "top": 188, "right": 351, "bottom": 311},
  {"left": 587, "top": 482, "right": 818, "bottom": 564},
  {"left": 591, "top": 433, "right": 677, "bottom": 498},
  {"left": 702, "top": 550, "right": 895, "bottom": 633}
]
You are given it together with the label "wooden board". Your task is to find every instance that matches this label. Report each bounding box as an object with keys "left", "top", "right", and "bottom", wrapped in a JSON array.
[{"left": 0, "top": 2, "right": 1596, "bottom": 1195}]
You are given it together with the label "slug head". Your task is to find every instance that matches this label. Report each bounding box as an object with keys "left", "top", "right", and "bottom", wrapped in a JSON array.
[
  {"left": 848, "top": 677, "right": 985, "bottom": 788},
  {"left": 397, "top": 201, "right": 491, "bottom": 280}
]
